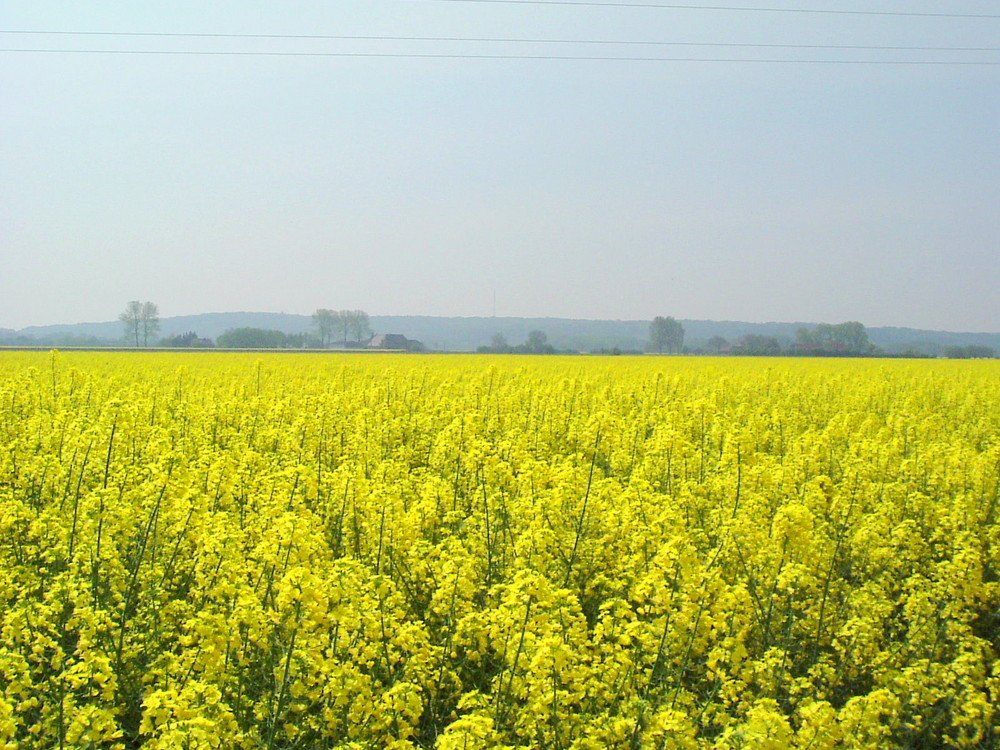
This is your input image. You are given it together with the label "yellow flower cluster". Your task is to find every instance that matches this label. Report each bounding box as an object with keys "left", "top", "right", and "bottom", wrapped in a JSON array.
[{"left": 0, "top": 352, "right": 997, "bottom": 748}]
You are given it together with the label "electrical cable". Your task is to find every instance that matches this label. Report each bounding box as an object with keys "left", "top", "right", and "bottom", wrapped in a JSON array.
[
  {"left": 3, "top": 48, "right": 997, "bottom": 63},
  {"left": 417, "top": 0, "right": 1000, "bottom": 19},
  {"left": 2, "top": 30, "right": 998, "bottom": 52}
]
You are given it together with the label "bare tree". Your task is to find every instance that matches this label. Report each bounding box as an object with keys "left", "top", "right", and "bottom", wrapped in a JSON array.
[
  {"left": 119, "top": 300, "right": 143, "bottom": 347},
  {"left": 312, "top": 309, "right": 336, "bottom": 347},
  {"left": 347, "top": 310, "right": 371, "bottom": 343},
  {"left": 335, "top": 310, "right": 350, "bottom": 346},
  {"left": 140, "top": 301, "right": 159, "bottom": 346},
  {"left": 120, "top": 300, "right": 160, "bottom": 347},
  {"left": 311, "top": 309, "right": 371, "bottom": 346}
]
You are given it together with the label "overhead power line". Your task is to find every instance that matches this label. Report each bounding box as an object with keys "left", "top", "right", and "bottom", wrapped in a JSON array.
[
  {"left": 3, "top": 48, "right": 998, "bottom": 64},
  {"left": 420, "top": 0, "right": 1000, "bottom": 18},
  {"left": 2, "top": 30, "right": 999, "bottom": 52}
]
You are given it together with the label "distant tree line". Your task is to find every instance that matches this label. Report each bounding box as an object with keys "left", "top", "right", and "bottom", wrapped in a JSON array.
[
  {"left": 18, "top": 303, "right": 982, "bottom": 357},
  {"left": 215, "top": 328, "right": 319, "bottom": 349},
  {"left": 479, "top": 318, "right": 682, "bottom": 356},
  {"left": 697, "top": 322, "right": 875, "bottom": 356},
  {"left": 478, "top": 319, "right": 880, "bottom": 357},
  {"left": 683, "top": 322, "right": 994, "bottom": 358},
  {"left": 478, "top": 330, "right": 559, "bottom": 355},
  {"left": 676, "top": 322, "right": 876, "bottom": 357},
  {"left": 160, "top": 331, "right": 214, "bottom": 348},
  {"left": 113, "top": 303, "right": 379, "bottom": 350},
  {"left": 792, "top": 321, "right": 872, "bottom": 354},
  {"left": 473, "top": 318, "right": 999, "bottom": 359},
  {"left": 944, "top": 344, "right": 996, "bottom": 359}
]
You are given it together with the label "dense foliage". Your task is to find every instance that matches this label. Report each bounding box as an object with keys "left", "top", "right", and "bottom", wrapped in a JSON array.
[
  {"left": 1, "top": 352, "right": 998, "bottom": 748},
  {"left": 214, "top": 328, "right": 318, "bottom": 350}
]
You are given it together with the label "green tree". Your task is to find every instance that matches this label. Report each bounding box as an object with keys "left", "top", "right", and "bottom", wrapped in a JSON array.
[
  {"left": 649, "top": 316, "right": 684, "bottom": 354},
  {"left": 945, "top": 344, "right": 995, "bottom": 359},
  {"left": 525, "top": 330, "right": 552, "bottom": 354},
  {"left": 737, "top": 335, "right": 782, "bottom": 356},
  {"left": 795, "top": 328, "right": 816, "bottom": 348},
  {"left": 216, "top": 328, "right": 289, "bottom": 348},
  {"left": 161, "top": 331, "right": 213, "bottom": 348},
  {"left": 707, "top": 335, "right": 729, "bottom": 354},
  {"left": 796, "top": 321, "right": 871, "bottom": 354},
  {"left": 832, "top": 321, "right": 870, "bottom": 353},
  {"left": 813, "top": 323, "right": 835, "bottom": 348},
  {"left": 489, "top": 332, "right": 510, "bottom": 353}
]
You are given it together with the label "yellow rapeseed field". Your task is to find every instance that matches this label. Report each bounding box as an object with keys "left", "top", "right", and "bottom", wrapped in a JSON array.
[{"left": 1, "top": 351, "right": 998, "bottom": 749}]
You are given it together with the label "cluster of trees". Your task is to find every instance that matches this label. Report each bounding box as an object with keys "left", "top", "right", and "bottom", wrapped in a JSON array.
[
  {"left": 701, "top": 322, "right": 873, "bottom": 356},
  {"left": 479, "top": 318, "right": 688, "bottom": 356},
  {"left": 793, "top": 321, "right": 872, "bottom": 353},
  {"left": 160, "top": 331, "right": 214, "bottom": 348},
  {"left": 108, "top": 303, "right": 995, "bottom": 358},
  {"left": 682, "top": 322, "right": 875, "bottom": 357},
  {"left": 729, "top": 334, "right": 783, "bottom": 356},
  {"left": 312, "top": 309, "right": 371, "bottom": 347},
  {"left": 706, "top": 336, "right": 729, "bottom": 354},
  {"left": 117, "top": 303, "right": 376, "bottom": 350},
  {"left": 119, "top": 301, "right": 160, "bottom": 347},
  {"left": 162, "top": 307, "right": 377, "bottom": 351},
  {"left": 944, "top": 344, "right": 996, "bottom": 359},
  {"left": 648, "top": 316, "right": 685, "bottom": 354},
  {"left": 478, "top": 317, "right": 838, "bottom": 357},
  {"left": 479, "top": 330, "right": 558, "bottom": 355},
  {"left": 215, "top": 328, "right": 319, "bottom": 349}
]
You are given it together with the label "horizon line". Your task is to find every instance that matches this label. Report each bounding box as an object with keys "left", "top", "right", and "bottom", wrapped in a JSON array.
[{"left": 7, "top": 311, "right": 999, "bottom": 336}]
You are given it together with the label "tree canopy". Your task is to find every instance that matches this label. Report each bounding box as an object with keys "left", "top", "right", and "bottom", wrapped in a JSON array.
[
  {"left": 649, "top": 316, "right": 685, "bottom": 354},
  {"left": 524, "top": 330, "right": 547, "bottom": 354},
  {"left": 794, "top": 321, "right": 872, "bottom": 354},
  {"left": 217, "top": 328, "right": 296, "bottom": 349}
]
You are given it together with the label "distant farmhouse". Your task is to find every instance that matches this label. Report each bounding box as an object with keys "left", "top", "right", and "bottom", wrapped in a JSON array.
[{"left": 368, "top": 333, "right": 424, "bottom": 351}]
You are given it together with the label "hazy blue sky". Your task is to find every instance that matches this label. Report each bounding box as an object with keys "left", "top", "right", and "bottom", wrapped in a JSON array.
[{"left": 3, "top": 1, "right": 998, "bottom": 331}]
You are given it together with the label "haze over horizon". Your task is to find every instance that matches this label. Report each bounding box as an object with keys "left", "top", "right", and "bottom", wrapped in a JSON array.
[
  {"left": 3, "top": 1, "right": 998, "bottom": 333},
  {"left": 9, "top": 309, "right": 1000, "bottom": 339}
]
